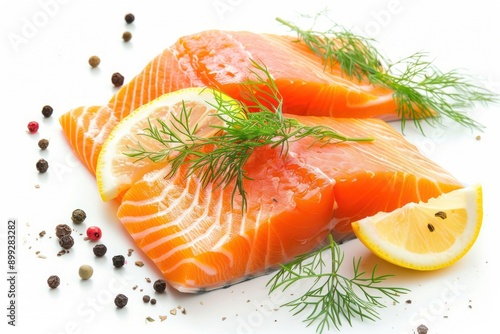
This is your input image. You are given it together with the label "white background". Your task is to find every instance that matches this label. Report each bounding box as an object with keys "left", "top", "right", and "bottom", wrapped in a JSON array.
[{"left": 1, "top": 0, "right": 499, "bottom": 333}]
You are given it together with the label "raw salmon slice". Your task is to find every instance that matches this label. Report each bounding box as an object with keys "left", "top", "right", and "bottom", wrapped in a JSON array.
[
  {"left": 116, "top": 117, "right": 461, "bottom": 292},
  {"left": 117, "top": 145, "right": 336, "bottom": 292},
  {"left": 60, "top": 30, "right": 399, "bottom": 175}
]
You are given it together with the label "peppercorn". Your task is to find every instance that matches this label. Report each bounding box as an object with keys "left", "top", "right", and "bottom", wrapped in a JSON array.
[
  {"left": 59, "top": 234, "right": 74, "bottom": 249},
  {"left": 93, "top": 244, "right": 107, "bottom": 257},
  {"left": 142, "top": 295, "right": 150, "bottom": 303},
  {"left": 79, "top": 264, "right": 94, "bottom": 280},
  {"left": 153, "top": 279, "right": 167, "bottom": 293},
  {"left": 86, "top": 226, "right": 102, "bottom": 241},
  {"left": 417, "top": 324, "right": 428, "bottom": 334},
  {"left": 28, "top": 121, "right": 39, "bottom": 133},
  {"left": 112, "top": 255, "right": 125, "bottom": 268},
  {"left": 122, "top": 31, "right": 132, "bottom": 42},
  {"left": 71, "top": 209, "right": 86, "bottom": 224},
  {"left": 47, "top": 275, "right": 60, "bottom": 289},
  {"left": 36, "top": 158, "right": 49, "bottom": 173},
  {"left": 111, "top": 72, "right": 125, "bottom": 87},
  {"left": 150, "top": 298, "right": 157, "bottom": 305},
  {"left": 88, "top": 55, "right": 100, "bottom": 68},
  {"left": 124, "top": 13, "right": 135, "bottom": 24},
  {"left": 38, "top": 138, "right": 49, "bottom": 150},
  {"left": 41, "top": 105, "right": 53, "bottom": 117},
  {"left": 55, "top": 224, "right": 72, "bottom": 238},
  {"left": 114, "top": 294, "right": 128, "bottom": 308}
]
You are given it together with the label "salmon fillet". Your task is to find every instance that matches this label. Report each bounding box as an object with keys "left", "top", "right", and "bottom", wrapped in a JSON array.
[
  {"left": 116, "top": 117, "right": 462, "bottom": 292},
  {"left": 117, "top": 145, "right": 336, "bottom": 292},
  {"left": 60, "top": 30, "right": 400, "bottom": 175}
]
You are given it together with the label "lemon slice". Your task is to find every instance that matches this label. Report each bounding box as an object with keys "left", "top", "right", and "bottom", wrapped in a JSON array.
[
  {"left": 96, "top": 87, "right": 243, "bottom": 201},
  {"left": 351, "top": 184, "right": 483, "bottom": 270}
]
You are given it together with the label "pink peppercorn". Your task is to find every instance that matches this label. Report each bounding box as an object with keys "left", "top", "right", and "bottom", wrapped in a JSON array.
[
  {"left": 86, "top": 226, "right": 102, "bottom": 241},
  {"left": 28, "top": 121, "right": 39, "bottom": 133}
]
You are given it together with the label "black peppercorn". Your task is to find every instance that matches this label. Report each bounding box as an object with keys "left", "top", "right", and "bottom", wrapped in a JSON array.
[
  {"left": 153, "top": 279, "right": 167, "bottom": 293},
  {"left": 93, "top": 244, "right": 107, "bottom": 257},
  {"left": 150, "top": 298, "right": 157, "bottom": 305},
  {"left": 41, "top": 105, "right": 53, "bottom": 117},
  {"left": 417, "top": 325, "right": 428, "bottom": 334},
  {"left": 124, "top": 13, "right": 135, "bottom": 24},
  {"left": 47, "top": 275, "right": 60, "bottom": 289},
  {"left": 71, "top": 209, "right": 86, "bottom": 224},
  {"left": 55, "top": 224, "right": 72, "bottom": 238},
  {"left": 59, "top": 234, "right": 74, "bottom": 249},
  {"left": 36, "top": 158, "right": 49, "bottom": 173},
  {"left": 112, "top": 255, "right": 125, "bottom": 268},
  {"left": 142, "top": 295, "right": 150, "bottom": 303},
  {"left": 111, "top": 72, "right": 124, "bottom": 87},
  {"left": 38, "top": 138, "right": 49, "bottom": 150},
  {"left": 122, "top": 31, "right": 132, "bottom": 42},
  {"left": 114, "top": 293, "right": 128, "bottom": 308}
]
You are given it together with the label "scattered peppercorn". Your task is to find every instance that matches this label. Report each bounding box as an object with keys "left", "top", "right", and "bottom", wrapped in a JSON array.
[
  {"left": 28, "top": 121, "right": 39, "bottom": 133},
  {"left": 71, "top": 209, "right": 87, "bottom": 224},
  {"left": 38, "top": 138, "right": 49, "bottom": 150},
  {"left": 122, "top": 31, "right": 132, "bottom": 42},
  {"left": 124, "top": 13, "right": 135, "bottom": 24},
  {"left": 153, "top": 279, "right": 167, "bottom": 293},
  {"left": 111, "top": 72, "right": 125, "bottom": 87},
  {"left": 114, "top": 294, "right": 128, "bottom": 308},
  {"left": 142, "top": 295, "right": 151, "bottom": 303},
  {"left": 88, "top": 55, "right": 100, "bottom": 68},
  {"left": 79, "top": 264, "right": 94, "bottom": 280},
  {"left": 112, "top": 255, "right": 126, "bottom": 268},
  {"left": 41, "top": 105, "right": 53, "bottom": 117},
  {"left": 150, "top": 298, "right": 157, "bottom": 305},
  {"left": 417, "top": 324, "right": 429, "bottom": 334},
  {"left": 47, "top": 275, "right": 60, "bottom": 289},
  {"left": 55, "top": 224, "right": 72, "bottom": 238},
  {"left": 86, "top": 226, "right": 102, "bottom": 241},
  {"left": 59, "top": 234, "right": 74, "bottom": 249},
  {"left": 36, "top": 158, "right": 49, "bottom": 173},
  {"left": 93, "top": 244, "right": 107, "bottom": 257}
]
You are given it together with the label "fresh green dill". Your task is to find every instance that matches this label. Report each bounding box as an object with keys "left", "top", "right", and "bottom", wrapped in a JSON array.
[
  {"left": 267, "top": 235, "right": 410, "bottom": 333},
  {"left": 125, "top": 61, "right": 372, "bottom": 212},
  {"left": 277, "top": 15, "right": 497, "bottom": 132}
]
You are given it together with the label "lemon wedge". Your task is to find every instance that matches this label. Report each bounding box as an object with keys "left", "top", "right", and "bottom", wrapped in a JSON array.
[{"left": 351, "top": 184, "right": 483, "bottom": 270}]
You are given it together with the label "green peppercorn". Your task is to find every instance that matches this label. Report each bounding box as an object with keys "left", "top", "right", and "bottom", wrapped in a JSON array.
[
  {"left": 38, "top": 138, "right": 49, "bottom": 150},
  {"left": 111, "top": 72, "right": 125, "bottom": 87},
  {"left": 59, "top": 235, "right": 74, "bottom": 249},
  {"left": 71, "top": 209, "right": 86, "bottom": 224},
  {"left": 47, "top": 275, "right": 60, "bottom": 289},
  {"left": 112, "top": 255, "right": 125, "bottom": 268},
  {"left": 92, "top": 244, "right": 107, "bottom": 257},
  {"left": 153, "top": 279, "right": 167, "bottom": 293},
  {"left": 55, "top": 224, "right": 72, "bottom": 238},
  {"left": 78, "top": 264, "right": 94, "bottom": 280},
  {"left": 88, "top": 55, "right": 100, "bottom": 68},
  {"left": 122, "top": 31, "right": 132, "bottom": 42},
  {"left": 41, "top": 105, "right": 53, "bottom": 117},
  {"left": 36, "top": 158, "right": 49, "bottom": 173},
  {"left": 124, "top": 13, "right": 135, "bottom": 24},
  {"left": 114, "top": 294, "right": 128, "bottom": 308}
]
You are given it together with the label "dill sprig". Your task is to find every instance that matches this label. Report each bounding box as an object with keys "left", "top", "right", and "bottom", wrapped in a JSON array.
[
  {"left": 277, "top": 15, "right": 497, "bottom": 132},
  {"left": 125, "top": 61, "right": 372, "bottom": 211},
  {"left": 267, "top": 235, "right": 410, "bottom": 333}
]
